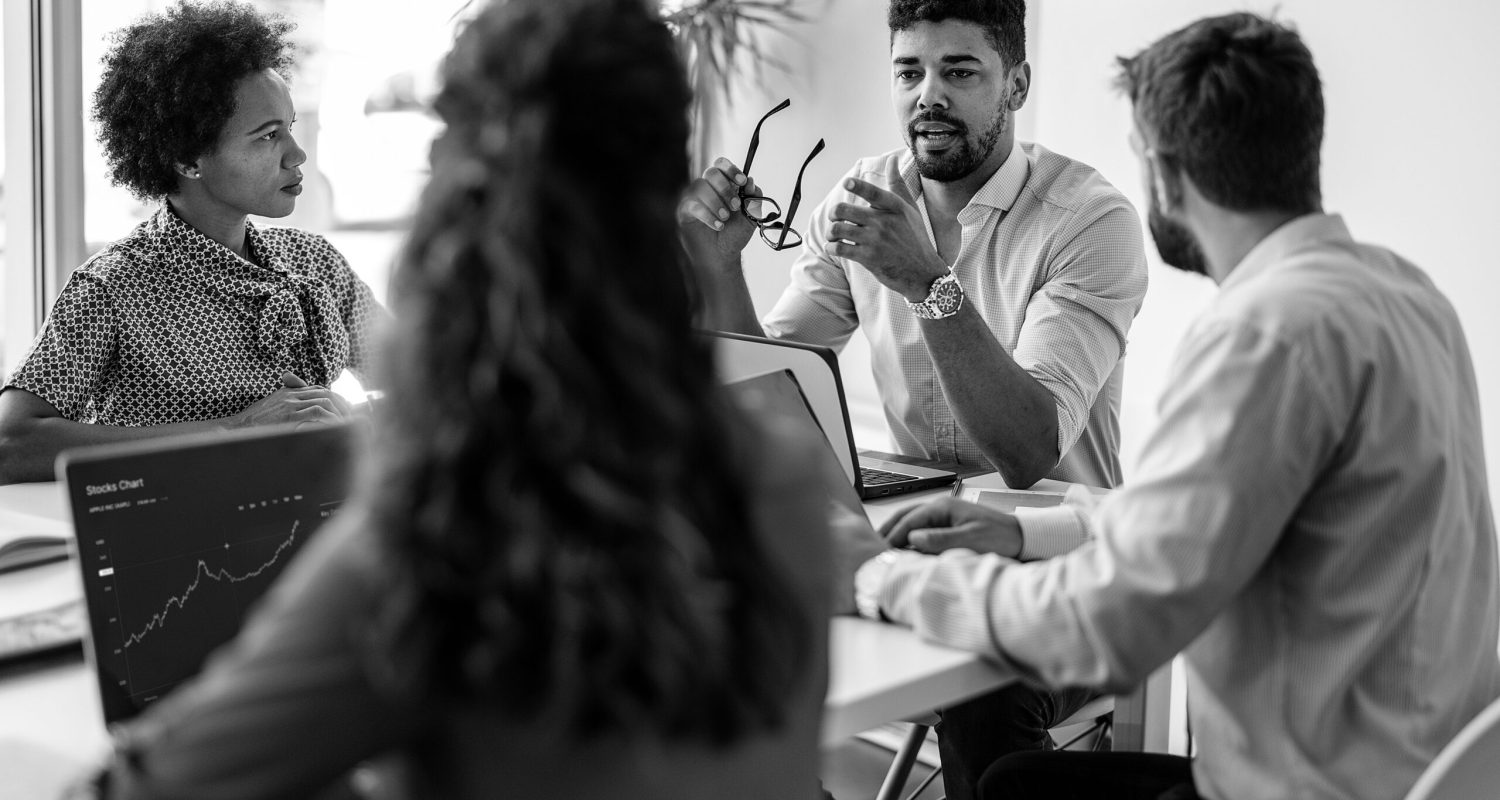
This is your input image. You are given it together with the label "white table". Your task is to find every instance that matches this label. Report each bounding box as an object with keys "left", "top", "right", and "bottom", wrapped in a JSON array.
[
  {"left": 0, "top": 481, "right": 69, "bottom": 534},
  {"left": 0, "top": 476, "right": 1166, "bottom": 795},
  {"left": 824, "top": 616, "right": 1013, "bottom": 747}
]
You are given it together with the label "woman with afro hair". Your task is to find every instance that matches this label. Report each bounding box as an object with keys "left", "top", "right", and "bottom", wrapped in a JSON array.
[{"left": 0, "top": 0, "right": 385, "bottom": 484}]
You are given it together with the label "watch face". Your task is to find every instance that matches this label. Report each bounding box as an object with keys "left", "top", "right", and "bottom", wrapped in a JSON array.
[
  {"left": 908, "top": 272, "right": 964, "bottom": 319},
  {"left": 932, "top": 278, "right": 963, "bottom": 314}
]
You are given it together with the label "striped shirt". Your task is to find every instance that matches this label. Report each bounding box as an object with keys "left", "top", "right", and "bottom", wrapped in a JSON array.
[
  {"left": 869, "top": 214, "right": 1500, "bottom": 800},
  {"left": 762, "top": 141, "right": 1147, "bottom": 488}
]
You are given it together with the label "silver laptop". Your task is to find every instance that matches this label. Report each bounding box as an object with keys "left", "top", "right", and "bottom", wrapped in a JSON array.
[
  {"left": 57, "top": 423, "right": 355, "bottom": 724},
  {"left": 727, "top": 369, "right": 869, "bottom": 522},
  {"left": 711, "top": 331, "right": 957, "bottom": 499}
]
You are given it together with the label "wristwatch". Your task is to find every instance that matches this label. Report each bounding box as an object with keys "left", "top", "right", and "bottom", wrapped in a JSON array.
[
  {"left": 907, "top": 269, "right": 965, "bottom": 320},
  {"left": 854, "top": 549, "right": 904, "bottom": 621}
]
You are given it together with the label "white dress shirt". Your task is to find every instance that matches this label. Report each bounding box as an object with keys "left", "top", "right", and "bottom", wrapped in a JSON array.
[
  {"left": 762, "top": 141, "right": 1147, "bottom": 488},
  {"left": 867, "top": 214, "right": 1500, "bottom": 800}
]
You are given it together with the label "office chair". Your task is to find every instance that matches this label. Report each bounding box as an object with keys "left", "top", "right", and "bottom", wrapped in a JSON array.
[
  {"left": 1403, "top": 695, "right": 1500, "bottom": 800},
  {"left": 874, "top": 694, "right": 1116, "bottom": 800}
]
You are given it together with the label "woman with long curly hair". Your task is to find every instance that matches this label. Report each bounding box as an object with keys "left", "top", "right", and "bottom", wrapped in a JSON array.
[
  {"left": 77, "top": 0, "right": 831, "bottom": 797},
  {"left": 0, "top": 0, "right": 385, "bottom": 485}
]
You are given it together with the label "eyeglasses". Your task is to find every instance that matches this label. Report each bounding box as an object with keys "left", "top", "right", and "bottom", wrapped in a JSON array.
[{"left": 741, "top": 99, "right": 825, "bottom": 251}]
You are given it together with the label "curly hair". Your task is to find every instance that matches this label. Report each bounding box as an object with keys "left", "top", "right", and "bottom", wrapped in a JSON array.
[
  {"left": 92, "top": 0, "right": 295, "bottom": 201},
  {"left": 364, "top": 0, "right": 810, "bottom": 744},
  {"left": 889, "top": 0, "right": 1026, "bottom": 66},
  {"left": 1116, "top": 13, "right": 1323, "bottom": 214}
]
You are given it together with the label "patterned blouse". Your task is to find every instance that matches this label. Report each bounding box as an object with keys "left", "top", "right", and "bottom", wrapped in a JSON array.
[{"left": 6, "top": 206, "right": 386, "bottom": 426}]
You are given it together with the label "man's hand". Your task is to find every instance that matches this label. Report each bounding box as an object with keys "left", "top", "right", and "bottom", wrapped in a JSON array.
[
  {"left": 879, "top": 497, "right": 1024, "bottom": 558},
  {"left": 228, "top": 371, "right": 352, "bottom": 430},
  {"left": 676, "top": 157, "right": 765, "bottom": 273},
  {"left": 829, "top": 500, "right": 891, "bottom": 616},
  {"left": 826, "top": 178, "right": 949, "bottom": 300}
]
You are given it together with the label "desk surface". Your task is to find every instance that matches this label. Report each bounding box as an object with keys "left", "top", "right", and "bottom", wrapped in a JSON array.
[
  {"left": 0, "top": 481, "right": 69, "bottom": 531},
  {"left": 0, "top": 478, "right": 1043, "bottom": 789},
  {"left": 825, "top": 617, "right": 1011, "bottom": 746}
]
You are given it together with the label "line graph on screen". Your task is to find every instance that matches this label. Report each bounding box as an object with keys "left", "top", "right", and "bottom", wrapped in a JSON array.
[
  {"left": 99, "top": 505, "right": 333, "bottom": 702},
  {"left": 122, "top": 521, "right": 301, "bottom": 649}
]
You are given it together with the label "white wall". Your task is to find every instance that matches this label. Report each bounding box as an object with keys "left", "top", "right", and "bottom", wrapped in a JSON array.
[
  {"left": 701, "top": 0, "right": 890, "bottom": 447},
  {"left": 1030, "top": 0, "right": 1500, "bottom": 501},
  {"left": 724, "top": 0, "right": 1500, "bottom": 505}
]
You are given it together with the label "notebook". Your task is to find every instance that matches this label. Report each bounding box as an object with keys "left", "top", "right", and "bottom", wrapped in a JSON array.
[
  {"left": 57, "top": 423, "right": 356, "bottom": 725},
  {"left": 710, "top": 331, "right": 957, "bottom": 499}
]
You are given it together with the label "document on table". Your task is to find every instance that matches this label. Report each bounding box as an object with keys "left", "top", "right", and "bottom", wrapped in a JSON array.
[
  {"left": 957, "top": 486, "right": 1067, "bottom": 513},
  {"left": 0, "top": 485, "right": 81, "bottom": 662},
  {"left": 0, "top": 535, "right": 71, "bottom": 574},
  {"left": 0, "top": 560, "right": 83, "bottom": 662}
]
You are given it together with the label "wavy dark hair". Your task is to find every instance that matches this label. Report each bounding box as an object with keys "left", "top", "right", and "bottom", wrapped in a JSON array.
[
  {"left": 364, "top": 0, "right": 808, "bottom": 744},
  {"left": 92, "top": 0, "right": 295, "bottom": 201}
]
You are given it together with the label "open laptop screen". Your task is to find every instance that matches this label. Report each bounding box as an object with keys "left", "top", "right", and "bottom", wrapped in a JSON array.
[
  {"left": 58, "top": 423, "right": 355, "bottom": 724},
  {"left": 726, "top": 369, "right": 867, "bottom": 522}
]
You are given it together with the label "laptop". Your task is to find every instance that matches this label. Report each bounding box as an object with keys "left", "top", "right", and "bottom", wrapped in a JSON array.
[
  {"left": 57, "top": 423, "right": 356, "bottom": 725},
  {"left": 710, "top": 331, "right": 957, "bottom": 499},
  {"left": 727, "top": 369, "right": 869, "bottom": 522}
]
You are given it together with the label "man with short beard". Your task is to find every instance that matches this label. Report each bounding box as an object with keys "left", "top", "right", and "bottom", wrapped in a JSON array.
[
  {"left": 681, "top": 0, "right": 1145, "bottom": 497},
  {"left": 834, "top": 12, "right": 1500, "bottom": 800},
  {"left": 679, "top": 2, "right": 1147, "bottom": 796},
  {"left": 681, "top": 3, "right": 1146, "bottom": 792}
]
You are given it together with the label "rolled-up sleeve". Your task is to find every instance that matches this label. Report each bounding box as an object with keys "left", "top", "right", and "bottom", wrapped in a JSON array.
[
  {"left": 1012, "top": 198, "right": 1147, "bottom": 457},
  {"left": 761, "top": 165, "right": 865, "bottom": 350}
]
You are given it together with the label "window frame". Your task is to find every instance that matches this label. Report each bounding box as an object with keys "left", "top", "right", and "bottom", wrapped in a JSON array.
[{"left": 3, "top": 0, "right": 86, "bottom": 374}]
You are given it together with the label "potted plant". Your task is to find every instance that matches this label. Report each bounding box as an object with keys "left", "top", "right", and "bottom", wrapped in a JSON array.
[{"left": 660, "top": 0, "right": 812, "bottom": 171}]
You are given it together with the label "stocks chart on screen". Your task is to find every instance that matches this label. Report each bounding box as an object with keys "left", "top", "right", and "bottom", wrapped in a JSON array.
[{"left": 63, "top": 424, "right": 355, "bottom": 723}]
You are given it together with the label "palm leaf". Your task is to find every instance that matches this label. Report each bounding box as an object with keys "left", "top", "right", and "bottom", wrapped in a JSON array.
[{"left": 662, "top": 0, "right": 816, "bottom": 171}]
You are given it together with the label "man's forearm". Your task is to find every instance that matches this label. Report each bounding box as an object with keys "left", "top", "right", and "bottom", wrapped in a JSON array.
[
  {"left": 919, "top": 308, "right": 1060, "bottom": 487},
  {"left": 698, "top": 254, "right": 765, "bottom": 336}
]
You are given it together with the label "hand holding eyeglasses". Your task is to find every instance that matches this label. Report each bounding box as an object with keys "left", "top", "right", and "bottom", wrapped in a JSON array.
[
  {"left": 677, "top": 99, "right": 825, "bottom": 270},
  {"left": 677, "top": 157, "right": 765, "bottom": 271}
]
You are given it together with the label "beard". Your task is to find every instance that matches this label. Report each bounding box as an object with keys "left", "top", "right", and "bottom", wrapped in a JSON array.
[
  {"left": 1147, "top": 203, "right": 1209, "bottom": 276},
  {"left": 907, "top": 105, "right": 1006, "bottom": 183}
]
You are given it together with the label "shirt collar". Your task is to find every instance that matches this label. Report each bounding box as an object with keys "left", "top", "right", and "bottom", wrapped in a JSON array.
[
  {"left": 1221, "top": 212, "right": 1353, "bottom": 291},
  {"left": 899, "top": 138, "right": 1031, "bottom": 216},
  {"left": 152, "top": 204, "right": 286, "bottom": 276}
]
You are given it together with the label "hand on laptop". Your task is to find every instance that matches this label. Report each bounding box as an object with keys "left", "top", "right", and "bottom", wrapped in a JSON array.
[
  {"left": 226, "top": 371, "right": 353, "bottom": 430},
  {"left": 879, "top": 497, "right": 1023, "bottom": 559}
]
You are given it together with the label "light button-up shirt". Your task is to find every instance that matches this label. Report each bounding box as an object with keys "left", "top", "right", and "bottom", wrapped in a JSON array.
[
  {"left": 871, "top": 214, "right": 1500, "bottom": 800},
  {"left": 763, "top": 141, "right": 1147, "bottom": 488}
]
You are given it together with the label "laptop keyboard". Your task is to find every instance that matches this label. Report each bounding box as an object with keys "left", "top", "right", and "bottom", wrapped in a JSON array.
[{"left": 860, "top": 466, "right": 910, "bottom": 485}]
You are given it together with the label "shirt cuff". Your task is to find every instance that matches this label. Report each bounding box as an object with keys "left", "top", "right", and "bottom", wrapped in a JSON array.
[{"left": 1016, "top": 501, "right": 1091, "bottom": 560}]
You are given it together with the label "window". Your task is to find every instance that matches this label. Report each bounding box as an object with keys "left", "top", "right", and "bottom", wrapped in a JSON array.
[{"left": 1, "top": 7, "right": 9, "bottom": 375}]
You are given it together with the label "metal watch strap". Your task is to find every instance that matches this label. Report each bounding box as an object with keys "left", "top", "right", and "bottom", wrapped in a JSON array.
[
  {"left": 854, "top": 549, "right": 903, "bottom": 621},
  {"left": 907, "top": 269, "right": 964, "bottom": 320}
]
